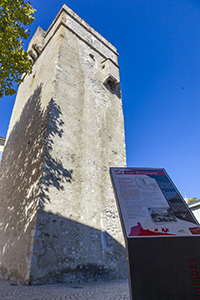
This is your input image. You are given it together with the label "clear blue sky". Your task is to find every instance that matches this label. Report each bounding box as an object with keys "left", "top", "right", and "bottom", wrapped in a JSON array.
[{"left": 1, "top": 0, "right": 200, "bottom": 198}]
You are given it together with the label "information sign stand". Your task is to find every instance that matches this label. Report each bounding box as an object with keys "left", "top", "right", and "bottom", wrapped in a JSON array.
[{"left": 110, "top": 168, "right": 200, "bottom": 300}]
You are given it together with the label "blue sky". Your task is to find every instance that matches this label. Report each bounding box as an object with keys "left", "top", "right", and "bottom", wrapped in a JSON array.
[{"left": 1, "top": 0, "right": 200, "bottom": 198}]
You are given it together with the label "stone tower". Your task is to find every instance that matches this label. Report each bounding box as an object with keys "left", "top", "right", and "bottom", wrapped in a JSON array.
[{"left": 0, "top": 4, "right": 126, "bottom": 284}]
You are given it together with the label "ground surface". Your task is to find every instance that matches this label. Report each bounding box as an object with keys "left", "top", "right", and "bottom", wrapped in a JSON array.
[{"left": 0, "top": 279, "right": 130, "bottom": 300}]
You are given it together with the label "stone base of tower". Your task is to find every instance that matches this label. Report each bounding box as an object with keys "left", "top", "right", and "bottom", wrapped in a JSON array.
[
  {"left": 29, "top": 210, "right": 127, "bottom": 285},
  {"left": 0, "top": 4, "right": 127, "bottom": 285}
]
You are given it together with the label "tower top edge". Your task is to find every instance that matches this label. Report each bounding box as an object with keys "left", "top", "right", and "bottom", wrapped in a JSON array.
[{"left": 28, "top": 4, "right": 119, "bottom": 57}]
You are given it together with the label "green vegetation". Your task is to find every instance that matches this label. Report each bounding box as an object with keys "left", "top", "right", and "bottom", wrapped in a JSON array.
[{"left": 0, "top": 0, "right": 35, "bottom": 97}]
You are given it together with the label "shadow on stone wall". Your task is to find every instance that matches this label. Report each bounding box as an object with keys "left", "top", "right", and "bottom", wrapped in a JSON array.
[
  {"left": 0, "top": 85, "right": 74, "bottom": 281},
  {"left": 30, "top": 211, "right": 127, "bottom": 285},
  {"left": 0, "top": 85, "right": 47, "bottom": 280},
  {"left": 39, "top": 98, "right": 73, "bottom": 207},
  {"left": 0, "top": 85, "right": 47, "bottom": 238},
  {"left": 0, "top": 84, "right": 74, "bottom": 232}
]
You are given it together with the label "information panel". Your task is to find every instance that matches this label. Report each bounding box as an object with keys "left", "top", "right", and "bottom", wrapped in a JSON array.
[
  {"left": 110, "top": 168, "right": 200, "bottom": 300},
  {"left": 110, "top": 168, "right": 200, "bottom": 238}
]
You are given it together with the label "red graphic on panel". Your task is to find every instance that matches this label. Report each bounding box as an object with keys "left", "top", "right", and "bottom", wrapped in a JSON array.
[
  {"left": 128, "top": 222, "right": 174, "bottom": 237},
  {"left": 189, "top": 227, "right": 200, "bottom": 235},
  {"left": 162, "top": 227, "right": 169, "bottom": 233},
  {"left": 124, "top": 170, "right": 166, "bottom": 175}
]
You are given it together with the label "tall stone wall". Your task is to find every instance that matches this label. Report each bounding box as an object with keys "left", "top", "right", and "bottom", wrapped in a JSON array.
[{"left": 0, "top": 4, "right": 127, "bottom": 284}]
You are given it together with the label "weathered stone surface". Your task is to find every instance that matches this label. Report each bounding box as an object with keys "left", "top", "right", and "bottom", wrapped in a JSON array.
[{"left": 0, "top": 4, "right": 127, "bottom": 284}]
